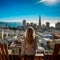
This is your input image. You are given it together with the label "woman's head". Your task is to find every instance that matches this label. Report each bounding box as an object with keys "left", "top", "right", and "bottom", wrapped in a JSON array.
[
  {"left": 27, "top": 27, "right": 33, "bottom": 37},
  {"left": 25, "top": 26, "right": 35, "bottom": 44}
]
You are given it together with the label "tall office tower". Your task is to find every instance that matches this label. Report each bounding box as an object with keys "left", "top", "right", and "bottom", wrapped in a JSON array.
[
  {"left": 46, "top": 22, "right": 50, "bottom": 30},
  {"left": 23, "top": 20, "right": 26, "bottom": 29},
  {"left": 39, "top": 16, "right": 41, "bottom": 28}
]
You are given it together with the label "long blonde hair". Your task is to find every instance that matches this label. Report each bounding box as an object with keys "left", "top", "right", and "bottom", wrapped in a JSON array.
[{"left": 25, "top": 26, "right": 35, "bottom": 44}]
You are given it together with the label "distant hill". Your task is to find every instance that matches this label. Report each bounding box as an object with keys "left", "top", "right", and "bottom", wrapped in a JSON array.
[{"left": 0, "top": 22, "right": 22, "bottom": 27}]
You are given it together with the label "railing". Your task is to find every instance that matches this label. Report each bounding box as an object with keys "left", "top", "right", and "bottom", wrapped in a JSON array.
[
  {"left": 7, "top": 46, "right": 60, "bottom": 60},
  {"left": 7, "top": 55, "right": 44, "bottom": 60},
  {"left": 1, "top": 54, "right": 60, "bottom": 60}
]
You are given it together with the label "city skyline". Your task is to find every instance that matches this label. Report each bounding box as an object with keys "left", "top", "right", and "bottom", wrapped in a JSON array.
[
  {"left": 0, "top": 17, "right": 59, "bottom": 27},
  {"left": 0, "top": 0, "right": 60, "bottom": 27}
]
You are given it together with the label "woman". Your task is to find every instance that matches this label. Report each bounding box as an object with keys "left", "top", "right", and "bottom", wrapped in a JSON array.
[{"left": 21, "top": 26, "right": 37, "bottom": 60}]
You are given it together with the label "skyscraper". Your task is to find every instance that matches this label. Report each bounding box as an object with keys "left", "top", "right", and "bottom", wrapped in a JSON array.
[
  {"left": 23, "top": 20, "right": 26, "bottom": 29},
  {"left": 39, "top": 15, "right": 41, "bottom": 28},
  {"left": 46, "top": 22, "right": 50, "bottom": 30}
]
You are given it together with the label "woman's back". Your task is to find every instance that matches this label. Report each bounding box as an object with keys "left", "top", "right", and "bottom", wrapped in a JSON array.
[{"left": 25, "top": 40, "right": 37, "bottom": 55}]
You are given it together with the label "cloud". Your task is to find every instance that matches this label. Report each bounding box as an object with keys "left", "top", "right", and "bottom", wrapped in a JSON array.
[
  {"left": 37, "top": 0, "right": 60, "bottom": 5},
  {"left": 39, "top": 0, "right": 45, "bottom": 3}
]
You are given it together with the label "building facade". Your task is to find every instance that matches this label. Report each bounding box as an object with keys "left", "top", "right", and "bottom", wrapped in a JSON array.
[
  {"left": 46, "top": 22, "right": 50, "bottom": 30},
  {"left": 39, "top": 16, "right": 41, "bottom": 27},
  {"left": 55, "top": 22, "right": 60, "bottom": 30},
  {"left": 23, "top": 20, "right": 26, "bottom": 29}
]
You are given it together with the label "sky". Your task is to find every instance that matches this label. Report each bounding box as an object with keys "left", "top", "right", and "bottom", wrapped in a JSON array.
[{"left": 0, "top": 0, "right": 60, "bottom": 26}]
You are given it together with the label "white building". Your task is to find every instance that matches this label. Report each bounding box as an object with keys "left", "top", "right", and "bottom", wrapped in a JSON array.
[{"left": 42, "top": 34, "right": 53, "bottom": 48}]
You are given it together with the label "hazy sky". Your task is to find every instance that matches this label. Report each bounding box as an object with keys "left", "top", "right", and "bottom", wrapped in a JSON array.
[{"left": 0, "top": 0, "right": 60, "bottom": 26}]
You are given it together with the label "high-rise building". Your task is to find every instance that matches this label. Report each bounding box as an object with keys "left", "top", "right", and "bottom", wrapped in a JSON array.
[
  {"left": 30, "top": 22, "right": 34, "bottom": 27},
  {"left": 55, "top": 22, "right": 60, "bottom": 30},
  {"left": 33, "top": 23, "right": 37, "bottom": 29},
  {"left": 42, "top": 24, "right": 46, "bottom": 30},
  {"left": 39, "top": 16, "right": 41, "bottom": 27},
  {"left": 27, "top": 23, "right": 30, "bottom": 27},
  {"left": 23, "top": 20, "right": 26, "bottom": 29},
  {"left": 46, "top": 22, "right": 50, "bottom": 30}
]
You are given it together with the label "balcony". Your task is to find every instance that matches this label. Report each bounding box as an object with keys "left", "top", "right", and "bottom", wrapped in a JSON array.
[{"left": 0, "top": 43, "right": 60, "bottom": 60}]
